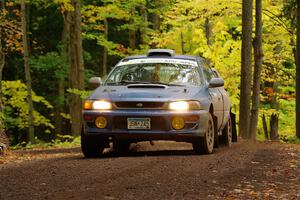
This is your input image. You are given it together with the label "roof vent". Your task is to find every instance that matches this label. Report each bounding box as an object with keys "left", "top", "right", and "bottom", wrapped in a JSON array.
[{"left": 147, "top": 49, "right": 175, "bottom": 57}]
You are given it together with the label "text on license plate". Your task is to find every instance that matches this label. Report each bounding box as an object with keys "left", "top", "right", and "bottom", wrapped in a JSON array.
[{"left": 127, "top": 118, "right": 151, "bottom": 130}]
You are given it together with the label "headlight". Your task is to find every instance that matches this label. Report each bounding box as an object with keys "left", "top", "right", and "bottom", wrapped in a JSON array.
[
  {"left": 169, "top": 101, "right": 201, "bottom": 111},
  {"left": 93, "top": 101, "right": 112, "bottom": 110},
  {"left": 169, "top": 101, "right": 189, "bottom": 110},
  {"left": 84, "top": 100, "right": 112, "bottom": 110}
]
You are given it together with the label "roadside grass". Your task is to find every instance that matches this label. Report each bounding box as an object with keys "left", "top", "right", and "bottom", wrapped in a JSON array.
[
  {"left": 256, "top": 133, "right": 300, "bottom": 144},
  {"left": 279, "top": 135, "right": 300, "bottom": 144},
  {"left": 10, "top": 135, "right": 80, "bottom": 150},
  {"left": 0, "top": 135, "right": 81, "bottom": 165}
]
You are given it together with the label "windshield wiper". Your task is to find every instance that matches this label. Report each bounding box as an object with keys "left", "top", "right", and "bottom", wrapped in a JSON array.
[{"left": 107, "top": 80, "right": 150, "bottom": 86}]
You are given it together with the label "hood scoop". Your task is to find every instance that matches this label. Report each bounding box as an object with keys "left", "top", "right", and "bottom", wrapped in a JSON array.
[{"left": 127, "top": 84, "right": 166, "bottom": 89}]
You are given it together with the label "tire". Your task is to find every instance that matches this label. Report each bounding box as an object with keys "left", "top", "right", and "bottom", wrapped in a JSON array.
[
  {"left": 193, "top": 113, "right": 215, "bottom": 154},
  {"left": 113, "top": 139, "right": 130, "bottom": 153},
  {"left": 81, "top": 132, "right": 104, "bottom": 158},
  {"left": 222, "top": 116, "right": 232, "bottom": 147}
]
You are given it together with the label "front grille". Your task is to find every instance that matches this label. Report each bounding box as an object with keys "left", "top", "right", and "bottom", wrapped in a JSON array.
[
  {"left": 113, "top": 116, "right": 168, "bottom": 131},
  {"left": 115, "top": 102, "right": 165, "bottom": 109}
]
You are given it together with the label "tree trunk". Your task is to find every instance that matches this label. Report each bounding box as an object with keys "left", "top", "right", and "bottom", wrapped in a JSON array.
[
  {"left": 102, "top": 18, "right": 108, "bottom": 78},
  {"left": 239, "top": 0, "right": 253, "bottom": 139},
  {"left": 129, "top": 21, "right": 136, "bottom": 50},
  {"left": 152, "top": 0, "right": 160, "bottom": 32},
  {"left": 62, "top": 11, "right": 71, "bottom": 56},
  {"left": 129, "top": 6, "right": 136, "bottom": 51},
  {"left": 180, "top": 31, "right": 185, "bottom": 54},
  {"left": 69, "top": 0, "right": 84, "bottom": 136},
  {"left": 54, "top": 11, "right": 71, "bottom": 136},
  {"left": 140, "top": 4, "right": 148, "bottom": 45},
  {"left": 21, "top": 0, "right": 34, "bottom": 143},
  {"left": 296, "top": 0, "right": 300, "bottom": 138},
  {"left": 54, "top": 77, "right": 65, "bottom": 135},
  {"left": 0, "top": 129, "right": 9, "bottom": 154},
  {"left": 0, "top": 12, "right": 5, "bottom": 113},
  {"left": 269, "top": 113, "right": 279, "bottom": 141},
  {"left": 205, "top": 18, "right": 212, "bottom": 46},
  {"left": 0, "top": 2, "right": 5, "bottom": 147},
  {"left": 262, "top": 113, "right": 269, "bottom": 140},
  {"left": 250, "top": 0, "right": 263, "bottom": 140},
  {"left": 151, "top": 1, "right": 160, "bottom": 48},
  {"left": 204, "top": 18, "right": 212, "bottom": 67}
]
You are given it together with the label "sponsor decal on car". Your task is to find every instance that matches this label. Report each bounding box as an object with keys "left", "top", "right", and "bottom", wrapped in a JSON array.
[{"left": 117, "top": 58, "right": 198, "bottom": 66}]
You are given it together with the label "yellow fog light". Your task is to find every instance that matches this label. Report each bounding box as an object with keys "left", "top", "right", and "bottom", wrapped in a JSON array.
[
  {"left": 95, "top": 116, "right": 107, "bottom": 129},
  {"left": 172, "top": 117, "right": 185, "bottom": 130}
]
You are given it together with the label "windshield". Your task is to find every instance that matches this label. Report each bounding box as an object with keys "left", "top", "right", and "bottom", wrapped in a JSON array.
[{"left": 106, "top": 62, "right": 202, "bottom": 86}]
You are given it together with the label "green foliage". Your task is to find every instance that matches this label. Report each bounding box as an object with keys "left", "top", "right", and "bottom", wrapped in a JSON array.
[
  {"left": 82, "top": 2, "right": 130, "bottom": 57},
  {"left": 2, "top": 80, "right": 54, "bottom": 130},
  {"left": 67, "top": 88, "right": 92, "bottom": 99},
  {"left": 280, "top": 135, "right": 300, "bottom": 144},
  {"left": 278, "top": 99, "right": 295, "bottom": 136},
  {"left": 153, "top": 0, "right": 242, "bottom": 107},
  {"left": 30, "top": 51, "right": 67, "bottom": 79}
]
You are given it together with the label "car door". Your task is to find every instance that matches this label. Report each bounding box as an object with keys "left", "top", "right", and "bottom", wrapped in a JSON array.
[
  {"left": 212, "top": 69, "right": 231, "bottom": 129},
  {"left": 202, "top": 67, "right": 224, "bottom": 131}
]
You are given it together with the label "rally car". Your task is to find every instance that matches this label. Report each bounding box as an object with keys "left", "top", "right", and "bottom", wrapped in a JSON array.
[{"left": 81, "top": 49, "right": 236, "bottom": 157}]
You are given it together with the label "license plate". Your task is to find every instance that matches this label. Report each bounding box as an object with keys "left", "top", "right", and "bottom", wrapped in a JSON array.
[{"left": 127, "top": 118, "right": 151, "bottom": 130}]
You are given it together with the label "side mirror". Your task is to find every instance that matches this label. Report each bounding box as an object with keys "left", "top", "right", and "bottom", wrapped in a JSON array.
[
  {"left": 209, "top": 78, "right": 224, "bottom": 88},
  {"left": 89, "top": 77, "right": 102, "bottom": 90}
]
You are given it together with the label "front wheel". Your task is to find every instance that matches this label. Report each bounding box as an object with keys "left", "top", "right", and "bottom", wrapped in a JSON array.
[
  {"left": 81, "top": 132, "right": 104, "bottom": 158},
  {"left": 193, "top": 113, "right": 215, "bottom": 154}
]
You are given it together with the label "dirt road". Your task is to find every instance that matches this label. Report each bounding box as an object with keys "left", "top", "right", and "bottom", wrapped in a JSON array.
[{"left": 1, "top": 140, "right": 300, "bottom": 200}]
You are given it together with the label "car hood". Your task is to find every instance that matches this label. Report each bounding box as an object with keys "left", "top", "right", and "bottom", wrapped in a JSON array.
[{"left": 88, "top": 85, "right": 206, "bottom": 102}]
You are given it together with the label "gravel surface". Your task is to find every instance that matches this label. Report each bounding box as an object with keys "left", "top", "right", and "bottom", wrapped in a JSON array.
[{"left": 0, "top": 140, "right": 300, "bottom": 200}]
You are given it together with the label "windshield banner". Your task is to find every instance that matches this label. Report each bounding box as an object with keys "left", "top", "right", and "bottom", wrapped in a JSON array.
[{"left": 117, "top": 58, "right": 198, "bottom": 66}]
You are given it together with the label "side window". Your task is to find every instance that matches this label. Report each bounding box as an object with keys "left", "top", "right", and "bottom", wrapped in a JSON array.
[
  {"left": 203, "top": 68, "right": 212, "bottom": 81},
  {"left": 201, "top": 60, "right": 215, "bottom": 82},
  {"left": 203, "top": 67, "right": 215, "bottom": 82}
]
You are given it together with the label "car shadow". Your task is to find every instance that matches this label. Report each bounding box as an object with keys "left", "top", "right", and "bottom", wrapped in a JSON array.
[
  {"left": 76, "top": 148, "right": 222, "bottom": 160},
  {"left": 99, "top": 149, "right": 197, "bottom": 158}
]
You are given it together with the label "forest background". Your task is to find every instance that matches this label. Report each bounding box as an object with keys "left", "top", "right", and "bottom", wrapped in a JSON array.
[{"left": 0, "top": 0, "right": 298, "bottom": 146}]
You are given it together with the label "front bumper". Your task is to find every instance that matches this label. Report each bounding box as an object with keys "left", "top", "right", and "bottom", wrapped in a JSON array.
[{"left": 83, "top": 109, "right": 209, "bottom": 142}]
